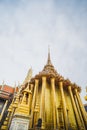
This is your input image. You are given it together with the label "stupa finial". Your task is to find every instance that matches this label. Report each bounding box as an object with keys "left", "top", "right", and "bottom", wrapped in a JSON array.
[{"left": 47, "top": 45, "right": 52, "bottom": 65}]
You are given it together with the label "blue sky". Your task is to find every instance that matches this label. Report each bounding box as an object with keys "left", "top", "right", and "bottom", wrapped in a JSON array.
[{"left": 0, "top": 0, "right": 87, "bottom": 103}]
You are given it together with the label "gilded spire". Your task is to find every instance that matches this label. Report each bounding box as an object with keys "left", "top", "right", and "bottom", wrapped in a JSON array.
[
  {"left": 23, "top": 67, "right": 32, "bottom": 85},
  {"left": 47, "top": 45, "right": 52, "bottom": 65}
]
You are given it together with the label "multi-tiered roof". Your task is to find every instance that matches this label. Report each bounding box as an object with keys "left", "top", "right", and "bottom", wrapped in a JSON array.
[{"left": 30, "top": 49, "right": 81, "bottom": 92}]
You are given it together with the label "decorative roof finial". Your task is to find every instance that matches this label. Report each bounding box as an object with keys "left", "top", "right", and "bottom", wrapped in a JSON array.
[
  {"left": 47, "top": 45, "right": 52, "bottom": 65},
  {"left": 1, "top": 80, "right": 5, "bottom": 90}
]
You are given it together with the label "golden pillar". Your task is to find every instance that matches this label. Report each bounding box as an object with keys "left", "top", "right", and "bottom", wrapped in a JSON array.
[
  {"left": 0, "top": 100, "right": 8, "bottom": 121},
  {"left": 40, "top": 76, "right": 46, "bottom": 129},
  {"left": 28, "top": 84, "right": 33, "bottom": 115},
  {"left": 30, "top": 79, "right": 39, "bottom": 128},
  {"left": 34, "top": 80, "right": 39, "bottom": 126},
  {"left": 51, "top": 78, "right": 57, "bottom": 129},
  {"left": 34, "top": 102, "right": 39, "bottom": 126},
  {"left": 68, "top": 86, "right": 85, "bottom": 130},
  {"left": 34, "top": 92, "right": 39, "bottom": 126},
  {"left": 28, "top": 90, "right": 32, "bottom": 115},
  {"left": 75, "top": 89, "right": 87, "bottom": 127},
  {"left": 59, "top": 81, "right": 68, "bottom": 130},
  {"left": 74, "top": 95, "right": 86, "bottom": 130}
]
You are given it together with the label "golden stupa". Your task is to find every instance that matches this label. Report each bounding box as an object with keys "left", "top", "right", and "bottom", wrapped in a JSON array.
[{"left": 1, "top": 50, "right": 87, "bottom": 130}]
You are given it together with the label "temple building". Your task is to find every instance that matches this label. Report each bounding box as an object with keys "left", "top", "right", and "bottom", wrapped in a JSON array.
[
  {"left": 0, "top": 50, "right": 87, "bottom": 130},
  {"left": 0, "top": 83, "right": 17, "bottom": 128}
]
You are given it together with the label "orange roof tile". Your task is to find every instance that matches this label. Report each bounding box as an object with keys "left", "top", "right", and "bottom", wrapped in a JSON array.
[{"left": 0, "top": 85, "right": 14, "bottom": 94}]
